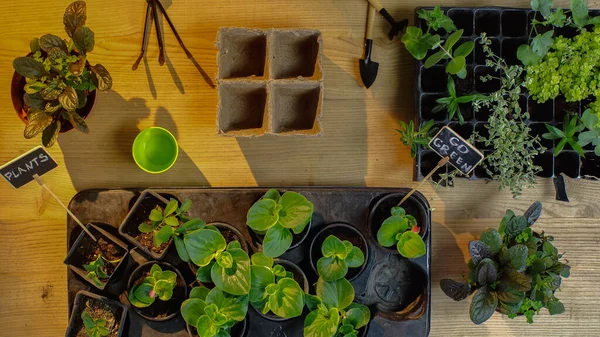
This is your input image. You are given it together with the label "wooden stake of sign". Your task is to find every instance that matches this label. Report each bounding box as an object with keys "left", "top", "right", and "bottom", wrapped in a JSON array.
[
  {"left": 33, "top": 175, "right": 97, "bottom": 242},
  {"left": 397, "top": 156, "right": 450, "bottom": 207}
]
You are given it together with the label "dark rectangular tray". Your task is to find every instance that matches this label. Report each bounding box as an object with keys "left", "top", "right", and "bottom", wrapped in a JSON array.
[
  {"left": 413, "top": 6, "right": 600, "bottom": 181},
  {"left": 66, "top": 188, "right": 432, "bottom": 337}
]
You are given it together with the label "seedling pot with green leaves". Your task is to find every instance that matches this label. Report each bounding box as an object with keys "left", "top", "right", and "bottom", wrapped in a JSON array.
[
  {"left": 368, "top": 193, "right": 429, "bottom": 256},
  {"left": 127, "top": 261, "right": 188, "bottom": 322},
  {"left": 246, "top": 189, "right": 314, "bottom": 258},
  {"left": 309, "top": 223, "right": 368, "bottom": 282},
  {"left": 250, "top": 254, "right": 309, "bottom": 322},
  {"left": 64, "top": 223, "right": 128, "bottom": 291},
  {"left": 65, "top": 290, "right": 128, "bottom": 337},
  {"left": 11, "top": 1, "right": 112, "bottom": 147},
  {"left": 119, "top": 190, "right": 182, "bottom": 260},
  {"left": 440, "top": 201, "right": 571, "bottom": 325}
]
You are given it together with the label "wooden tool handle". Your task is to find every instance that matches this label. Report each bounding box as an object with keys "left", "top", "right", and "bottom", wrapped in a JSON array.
[
  {"left": 366, "top": 4, "right": 376, "bottom": 39},
  {"left": 397, "top": 156, "right": 450, "bottom": 207},
  {"left": 366, "top": 0, "right": 384, "bottom": 12}
]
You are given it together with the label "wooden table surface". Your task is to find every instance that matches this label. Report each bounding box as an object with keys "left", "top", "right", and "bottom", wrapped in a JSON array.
[{"left": 1, "top": 0, "right": 599, "bottom": 336}]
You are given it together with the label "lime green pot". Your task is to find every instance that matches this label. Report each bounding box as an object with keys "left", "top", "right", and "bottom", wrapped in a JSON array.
[{"left": 132, "top": 127, "right": 178, "bottom": 174}]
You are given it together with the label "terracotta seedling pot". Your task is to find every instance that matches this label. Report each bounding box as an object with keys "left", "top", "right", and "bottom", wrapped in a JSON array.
[{"left": 65, "top": 290, "right": 128, "bottom": 337}]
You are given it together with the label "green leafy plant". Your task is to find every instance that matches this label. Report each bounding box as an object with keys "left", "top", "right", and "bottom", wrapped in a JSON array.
[
  {"left": 81, "top": 309, "right": 111, "bottom": 337},
  {"left": 128, "top": 264, "right": 178, "bottom": 308},
  {"left": 138, "top": 198, "right": 193, "bottom": 248},
  {"left": 424, "top": 29, "right": 474, "bottom": 79},
  {"left": 440, "top": 202, "right": 570, "bottom": 324},
  {"left": 401, "top": 6, "right": 456, "bottom": 60},
  {"left": 249, "top": 253, "right": 304, "bottom": 319},
  {"left": 12, "top": 1, "right": 112, "bottom": 147},
  {"left": 83, "top": 254, "right": 121, "bottom": 287},
  {"left": 472, "top": 34, "right": 545, "bottom": 198},
  {"left": 181, "top": 286, "right": 248, "bottom": 337},
  {"left": 433, "top": 76, "right": 487, "bottom": 124},
  {"left": 578, "top": 109, "right": 600, "bottom": 156},
  {"left": 376, "top": 206, "right": 426, "bottom": 259},
  {"left": 185, "top": 229, "right": 251, "bottom": 296},
  {"left": 303, "top": 277, "right": 370, "bottom": 337},
  {"left": 317, "top": 235, "right": 365, "bottom": 282},
  {"left": 246, "top": 189, "right": 314, "bottom": 257},
  {"left": 396, "top": 120, "right": 438, "bottom": 158},
  {"left": 543, "top": 114, "right": 585, "bottom": 156}
]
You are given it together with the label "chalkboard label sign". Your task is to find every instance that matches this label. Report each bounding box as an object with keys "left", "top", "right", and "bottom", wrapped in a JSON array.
[
  {"left": 428, "top": 126, "right": 484, "bottom": 175},
  {"left": 0, "top": 146, "right": 58, "bottom": 188}
]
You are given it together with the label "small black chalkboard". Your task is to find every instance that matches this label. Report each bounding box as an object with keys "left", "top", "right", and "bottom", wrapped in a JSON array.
[
  {"left": 0, "top": 146, "right": 58, "bottom": 188},
  {"left": 428, "top": 126, "right": 484, "bottom": 175}
]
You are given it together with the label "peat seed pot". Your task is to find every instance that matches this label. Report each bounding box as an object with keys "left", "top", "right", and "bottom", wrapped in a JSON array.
[
  {"left": 65, "top": 290, "right": 128, "bottom": 337},
  {"left": 309, "top": 222, "right": 369, "bottom": 282},
  {"left": 119, "top": 190, "right": 174, "bottom": 260},
  {"left": 368, "top": 193, "right": 429, "bottom": 255},
  {"left": 252, "top": 259, "right": 309, "bottom": 322},
  {"left": 188, "top": 222, "right": 249, "bottom": 276},
  {"left": 126, "top": 261, "right": 188, "bottom": 322},
  {"left": 64, "top": 223, "right": 129, "bottom": 291}
]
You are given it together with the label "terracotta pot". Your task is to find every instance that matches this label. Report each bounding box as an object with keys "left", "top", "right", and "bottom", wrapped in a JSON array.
[{"left": 10, "top": 54, "right": 97, "bottom": 133}]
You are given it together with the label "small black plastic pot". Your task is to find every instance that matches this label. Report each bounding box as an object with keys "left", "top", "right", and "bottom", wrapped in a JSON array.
[
  {"left": 251, "top": 259, "right": 309, "bottom": 322},
  {"left": 65, "top": 290, "right": 128, "bottom": 337},
  {"left": 368, "top": 193, "right": 429, "bottom": 255},
  {"left": 250, "top": 219, "right": 313, "bottom": 253},
  {"left": 64, "top": 223, "right": 129, "bottom": 290},
  {"left": 309, "top": 223, "right": 369, "bottom": 282},
  {"left": 119, "top": 190, "right": 172, "bottom": 260},
  {"left": 188, "top": 222, "right": 249, "bottom": 275},
  {"left": 126, "top": 261, "right": 188, "bottom": 322},
  {"left": 187, "top": 316, "right": 247, "bottom": 337}
]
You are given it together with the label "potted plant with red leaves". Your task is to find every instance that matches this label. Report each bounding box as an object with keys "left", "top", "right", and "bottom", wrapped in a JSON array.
[
  {"left": 440, "top": 202, "right": 571, "bottom": 324},
  {"left": 11, "top": 1, "right": 112, "bottom": 147}
]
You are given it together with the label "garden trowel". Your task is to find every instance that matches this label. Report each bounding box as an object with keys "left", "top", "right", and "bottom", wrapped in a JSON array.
[
  {"left": 359, "top": 5, "right": 379, "bottom": 89},
  {"left": 365, "top": 0, "right": 408, "bottom": 40}
]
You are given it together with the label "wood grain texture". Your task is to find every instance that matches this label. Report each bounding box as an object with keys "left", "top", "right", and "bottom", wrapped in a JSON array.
[{"left": 0, "top": 0, "right": 599, "bottom": 336}]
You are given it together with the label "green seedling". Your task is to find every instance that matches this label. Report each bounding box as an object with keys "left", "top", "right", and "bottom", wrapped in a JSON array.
[
  {"left": 577, "top": 109, "right": 600, "bottom": 156},
  {"left": 181, "top": 286, "right": 248, "bottom": 337},
  {"left": 81, "top": 309, "right": 111, "bottom": 337},
  {"left": 377, "top": 207, "right": 426, "bottom": 259},
  {"left": 402, "top": 6, "right": 456, "bottom": 60},
  {"left": 317, "top": 235, "right": 364, "bottom": 282},
  {"left": 246, "top": 189, "right": 314, "bottom": 257},
  {"left": 424, "top": 29, "right": 474, "bottom": 79},
  {"left": 13, "top": 1, "right": 112, "bottom": 147},
  {"left": 543, "top": 114, "right": 585, "bottom": 157},
  {"left": 396, "top": 119, "right": 438, "bottom": 158},
  {"left": 441, "top": 201, "right": 570, "bottom": 324},
  {"left": 128, "top": 264, "right": 178, "bottom": 308},
  {"left": 138, "top": 198, "right": 193, "bottom": 247},
  {"left": 303, "top": 277, "right": 371, "bottom": 337},
  {"left": 249, "top": 252, "right": 304, "bottom": 319},
  {"left": 83, "top": 254, "right": 121, "bottom": 287},
  {"left": 433, "top": 76, "right": 487, "bottom": 124}
]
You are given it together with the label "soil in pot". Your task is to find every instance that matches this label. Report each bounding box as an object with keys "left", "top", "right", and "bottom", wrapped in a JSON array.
[
  {"left": 309, "top": 224, "right": 368, "bottom": 281},
  {"left": 128, "top": 262, "right": 187, "bottom": 321},
  {"left": 68, "top": 295, "right": 125, "bottom": 337}
]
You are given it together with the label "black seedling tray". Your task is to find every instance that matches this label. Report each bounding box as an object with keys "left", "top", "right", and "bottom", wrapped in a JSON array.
[
  {"left": 413, "top": 7, "right": 600, "bottom": 181},
  {"left": 66, "top": 188, "right": 432, "bottom": 337}
]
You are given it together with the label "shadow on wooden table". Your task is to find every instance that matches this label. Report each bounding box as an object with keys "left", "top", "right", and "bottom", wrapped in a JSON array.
[
  {"left": 58, "top": 91, "right": 210, "bottom": 192},
  {"left": 236, "top": 57, "right": 368, "bottom": 186}
]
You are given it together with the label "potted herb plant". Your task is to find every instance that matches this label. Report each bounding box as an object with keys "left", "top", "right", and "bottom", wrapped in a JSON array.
[
  {"left": 249, "top": 252, "right": 308, "bottom": 321},
  {"left": 127, "top": 262, "right": 187, "bottom": 322},
  {"left": 304, "top": 277, "right": 371, "bottom": 337},
  {"left": 246, "top": 189, "right": 314, "bottom": 257},
  {"left": 181, "top": 286, "right": 248, "bottom": 337},
  {"left": 65, "top": 290, "right": 128, "bottom": 337},
  {"left": 11, "top": 1, "right": 112, "bottom": 147},
  {"left": 440, "top": 201, "right": 571, "bottom": 324},
  {"left": 187, "top": 222, "right": 248, "bottom": 276},
  {"left": 64, "top": 223, "right": 128, "bottom": 290},
  {"left": 119, "top": 190, "right": 189, "bottom": 260},
  {"left": 368, "top": 193, "right": 429, "bottom": 257},
  {"left": 309, "top": 229, "right": 366, "bottom": 282}
]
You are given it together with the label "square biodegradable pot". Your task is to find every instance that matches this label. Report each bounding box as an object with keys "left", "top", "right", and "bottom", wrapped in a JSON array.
[
  {"left": 65, "top": 290, "right": 128, "bottom": 337},
  {"left": 118, "top": 190, "right": 172, "bottom": 260},
  {"left": 217, "top": 81, "right": 269, "bottom": 136},
  {"left": 269, "top": 81, "right": 323, "bottom": 135},
  {"left": 269, "top": 29, "right": 323, "bottom": 80},
  {"left": 217, "top": 28, "right": 267, "bottom": 79},
  {"left": 64, "top": 223, "right": 129, "bottom": 291}
]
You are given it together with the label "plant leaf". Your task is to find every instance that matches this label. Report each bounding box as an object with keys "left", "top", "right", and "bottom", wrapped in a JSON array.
[
  {"left": 149, "top": 208, "right": 163, "bottom": 221},
  {"left": 517, "top": 44, "right": 542, "bottom": 66},
  {"left": 13, "top": 57, "right": 46, "bottom": 78},
  {"left": 343, "top": 303, "right": 370, "bottom": 329},
  {"left": 303, "top": 309, "right": 339, "bottom": 337},
  {"left": 64, "top": 1, "right": 87, "bottom": 37},
  {"left": 345, "top": 247, "right": 365, "bottom": 268},
  {"left": 571, "top": 0, "right": 589, "bottom": 27},
  {"left": 446, "top": 56, "right": 466, "bottom": 75},
  {"left": 401, "top": 27, "right": 440, "bottom": 60},
  {"left": 181, "top": 298, "right": 207, "bottom": 328},
  {"left": 47, "top": 47, "right": 68, "bottom": 61},
  {"left": 317, "top": 256, "right": 348, "bottom": 282},
  {"left": 58, "top": 87, "right": 78, "bottom": 112},
  {"left": 531, "top": 0, "right": 554, "bottom": 18},
  {"left": 424, "top": 50, "right": 446, "bottom": 68},
  {"left": 554, "top": 138, "right": 568, "bottom": 156},
  {"left": 263, "top": 189, "right": 281, "bottom": 202},
  {"left": 376, "top": 216, "right": 408, "bottom": 247},
  {"left": 246, "top": 199, "right": 279, "bottom": 232},
  {"left": 184, "top": 229, "right": 227, "bottom": 267},
  {"left": 444, "top": 29, "right": 463, "bottom": 51},
  {"left": 249, "top": 265, "right": 275, "bottom": 306},
  {"left": 269, "top": 278, "right": 304, "bottom": 318},
  {"left": 90, "top": 64, "right": 112, "bottom": 91},
  {"left": 547, "top": 297, "right": 565, "bottom": 315},
  {"left": 30, "top": 38, "right": 41, "bottom": 53},
  {"left": 174, "top": 235, "right": 190, "bottom": 262},
  {"left": 73, "top": 26, "right": 95, "bottom": 54},
  {"left": 263, "top": 224, "right": 293, "bottom": 258},
  {"left": 277, "top": 192, "right": 314, "bottom": 230},
  {"left": 469, "top": 287, "right": 497, "bottom": 325},
  {"left": 531, "top": 30, "right": 554, "bottom": 57},
  {"left": 505, "top": 244, "right": 528, "bottom": 271},
  {"left": 316, "top": 277, "right": 354, "bottom": 310},
  {"left": 42, "top": 120, "right": 60, "bottom": 147},
  {"left": 454, "top": 41, "right": 474, "bottom": 58},
  {"left": 476, "top": 258, "right": 498, "bottom": 285},
  {"left": 24, "top": 110, "right": 54, "bottom": 139},
  {"left": 64, "top": 110, "right": 89, "bottom": 134},
  {"left": 468, "top": 240, "right": 492, "bottom": 265},
  {"left": 397, "top": 231, "right": 426, "bottom": 258},
  {"left": 39, "top": 34, "right": 68, "bottom": 53},
  {"left": 211, "top": 248, "right": 251, "bottom": 295},
  {"left": 155, "top": 225, "right": 174, "bottom": 245},
  {"left": 196, "top": 262, "right": 214, "bottom": 283},
  {"left": 321, "top": 235, "right": 347, "bottom": 258},
  {"left": 506, "top": 216, "right": 528, "bottom": 237},
  {"left": 479, "top": 229, "right": 502, "bottom": 255},
  {"left": 138, "top": 223, "right": 154, "bottom": 233},
  {"left": 500, "top": 268, "right": 532, "bottom": 292},
  {"left": 175, "top": 218, "right": 206, "bottom": 233},
  {"left": 440, "top": 279, "right": 472, "bottom": 301},
  {"left": 497, "top": 286, "right": 524, "bottom": 315},
  {"left": 523, "top": 201, "right": 542, "bottom": 226}
]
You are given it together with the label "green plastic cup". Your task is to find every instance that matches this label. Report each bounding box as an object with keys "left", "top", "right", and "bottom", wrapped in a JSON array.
[{"left": 132, "top": 127, "right": 179, "bottom": 174}]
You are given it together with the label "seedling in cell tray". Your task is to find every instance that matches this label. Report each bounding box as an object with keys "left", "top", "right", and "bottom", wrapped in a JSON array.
[
  {"left": 543, "top": 113, "right": 585, "bottom": 156},
  {"left": 396, "top": 120, "right": 438, "bottom": 159},
  {"left": 424, "top": 29, "right": 474, "bottom": 79},
  {"left": 433, "top": 76, "right": 487, "bottom": 124},
  {"left": 578, "top": 109, "right": 600, "bottom": 156}
]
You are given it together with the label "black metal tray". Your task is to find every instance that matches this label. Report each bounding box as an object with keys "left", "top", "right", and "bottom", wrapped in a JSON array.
[
  {"left": 413, "top": 6, "right": 600, "bottom": 181},
  {"left": 66, "top": 188, "right": 432, "bottom": 337}
]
